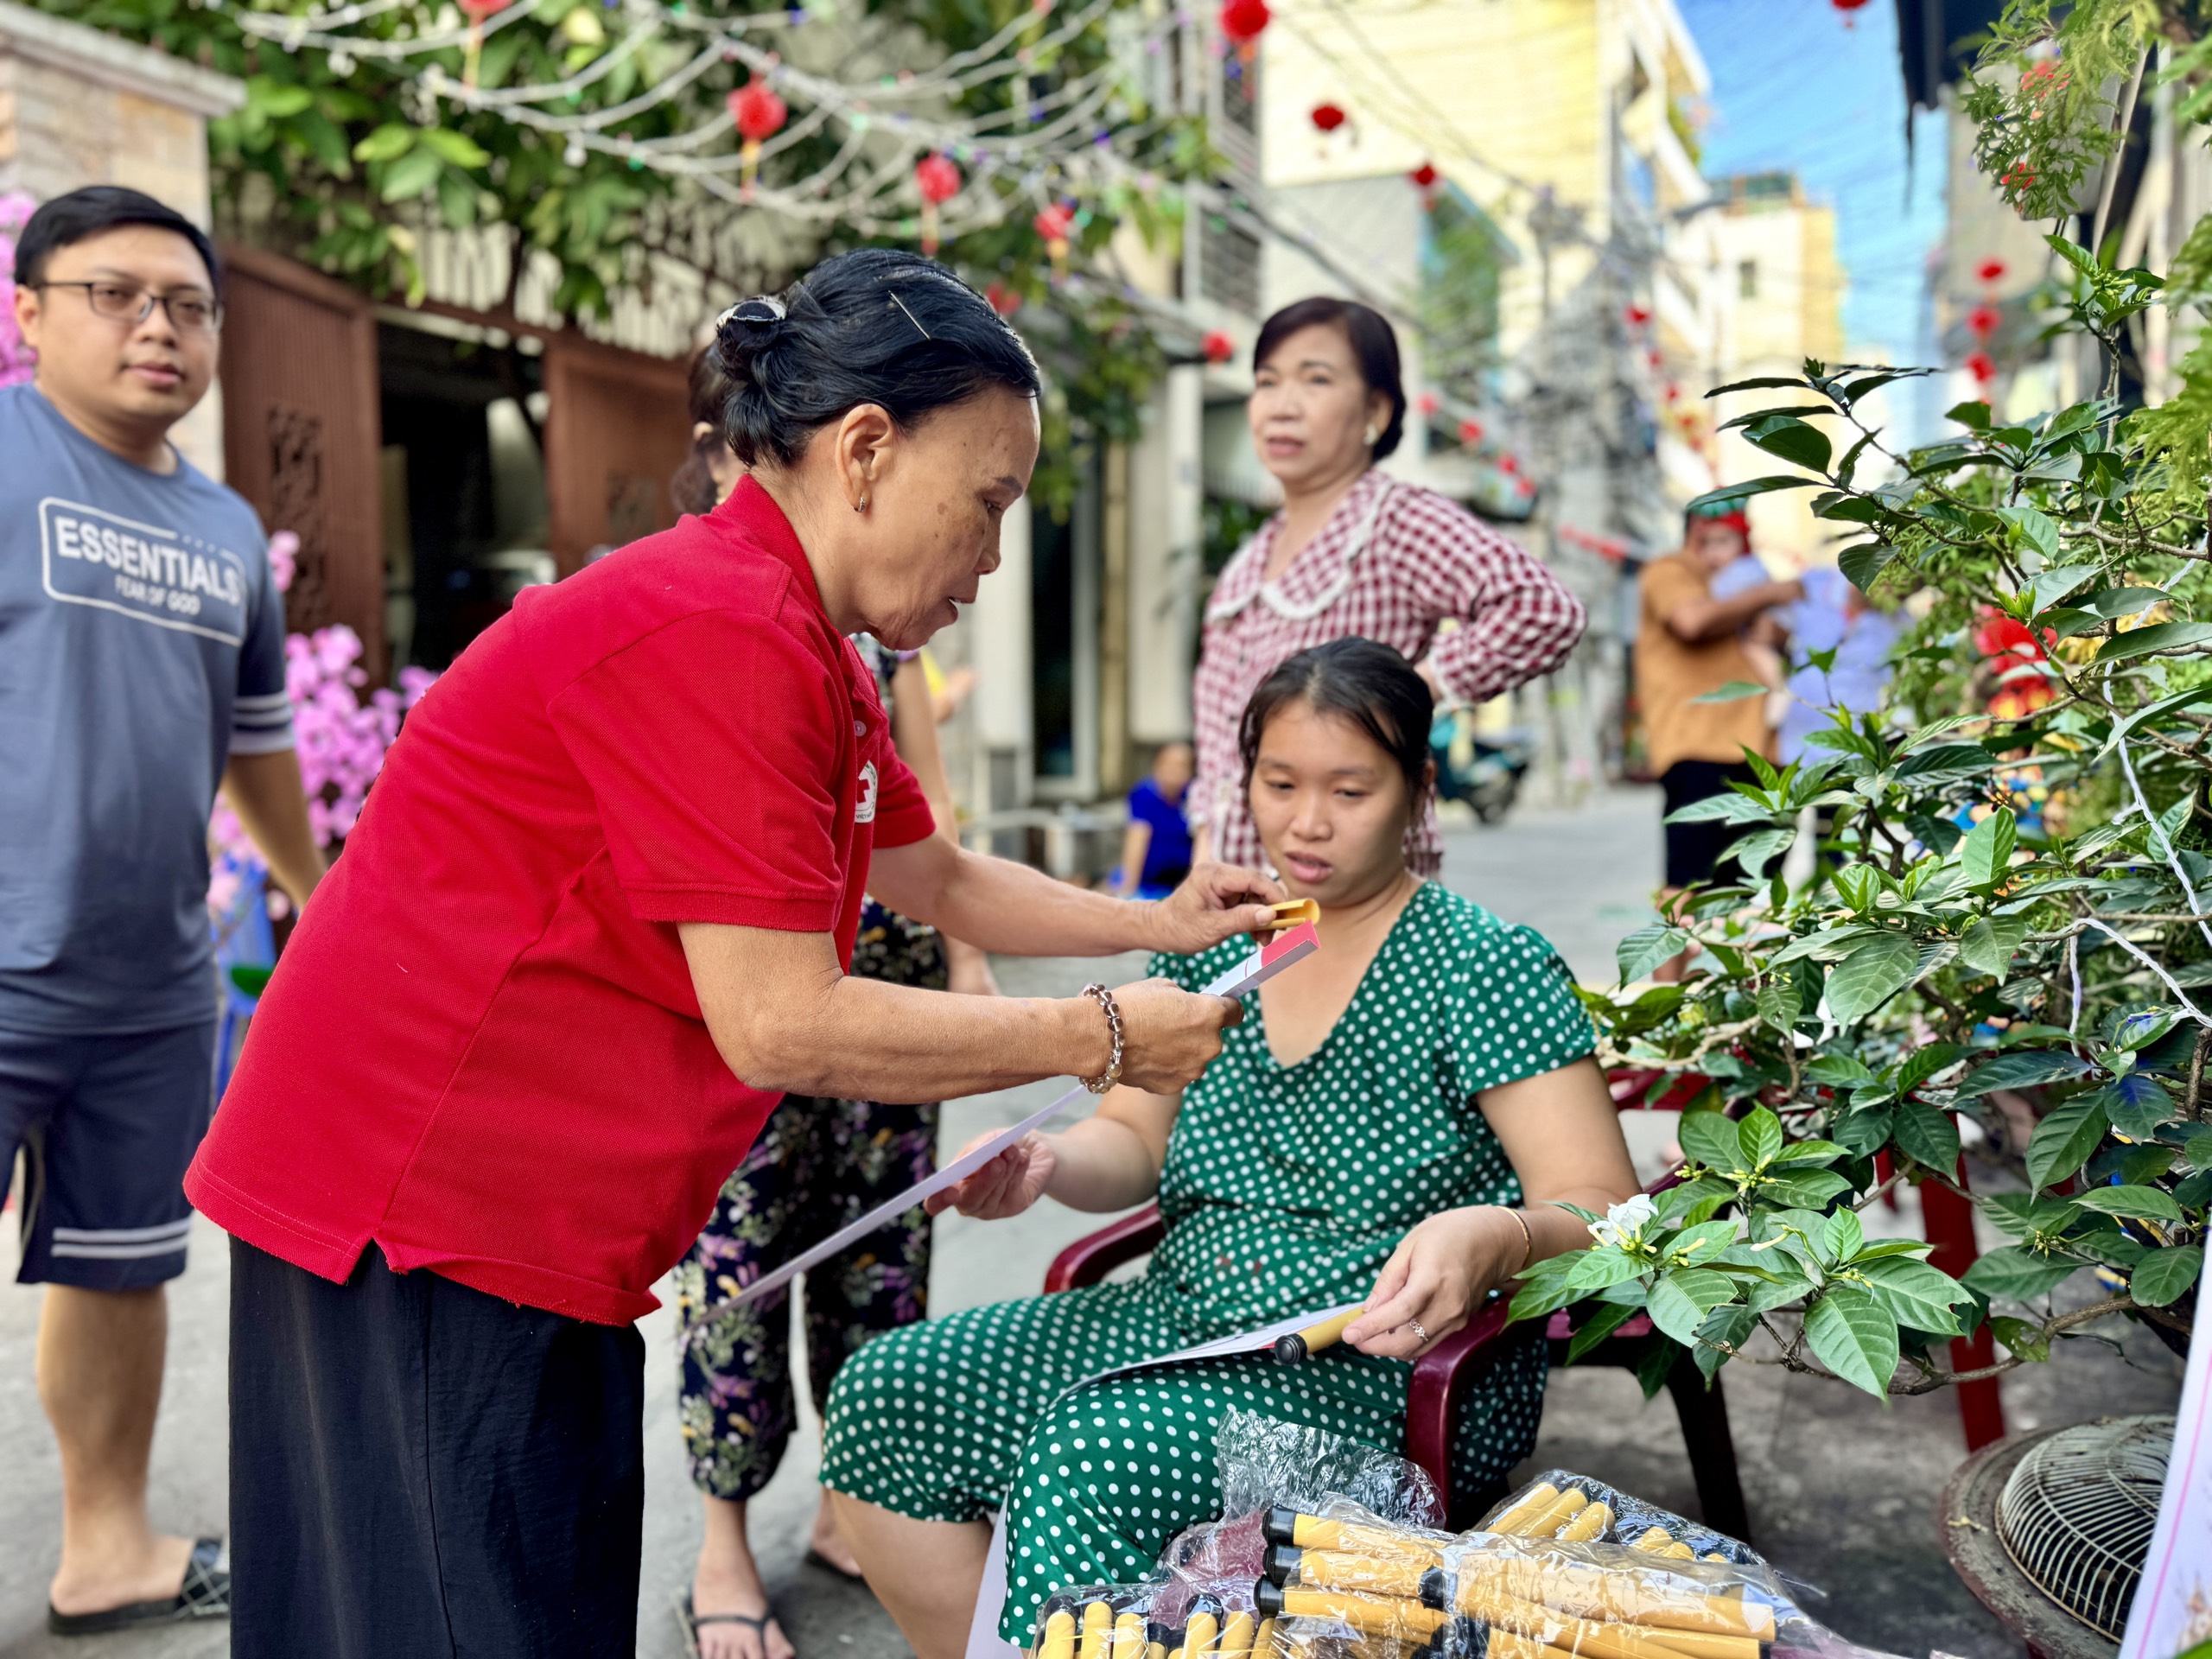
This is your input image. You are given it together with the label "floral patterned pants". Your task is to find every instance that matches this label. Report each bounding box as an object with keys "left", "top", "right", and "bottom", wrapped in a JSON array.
[{"left": 671, "top": 901, "right": 944, "bottom": 1502}]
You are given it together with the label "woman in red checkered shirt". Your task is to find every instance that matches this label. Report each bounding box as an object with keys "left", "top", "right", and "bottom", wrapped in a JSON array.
[{"left": 1192, "top": 297, "right": 1586, "bottom": 877}]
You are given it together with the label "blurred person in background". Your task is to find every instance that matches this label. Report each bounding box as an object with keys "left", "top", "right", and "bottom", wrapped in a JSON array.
[
  {"left": 668, "top": 342, "right": 1000, "bottom": 1659},
  {"left": 1189, "top": 296, "right": 1584, "bottom": 880},
  {"left": 1109, "top": 740, "right": 1195, "bottom": 900},
  {"left": 3, "top": 186, "right": 322, "bottom": 1635},
  {"left": 1776, "top": 565, "right": 1902, "bottom": 765},
  {"left": 1635, "top": 500, "right": 1802, "bottom": 980}
]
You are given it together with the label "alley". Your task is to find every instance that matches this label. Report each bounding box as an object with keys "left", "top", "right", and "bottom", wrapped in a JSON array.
[{"left": 0, "top": 787, "right": 2183, "bottom": 1657}]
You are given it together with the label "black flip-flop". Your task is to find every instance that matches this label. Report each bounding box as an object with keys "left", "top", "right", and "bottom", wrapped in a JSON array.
[
  {"left": 680, "top": 1590, "right": 786, "bottom": 1659},
  {"left": 48, "top": 1536, "right": 230, "bottom": 1636}
]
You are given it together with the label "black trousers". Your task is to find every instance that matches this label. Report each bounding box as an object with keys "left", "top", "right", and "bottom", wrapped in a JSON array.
[
  {"left": 1660, "top": 759, "right": 1763, "bottom": 887},
  {"left": 230, "top": 1238, "right": 645, "bottom": 1658}
]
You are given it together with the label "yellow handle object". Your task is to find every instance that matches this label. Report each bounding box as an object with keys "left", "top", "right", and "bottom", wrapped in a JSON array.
[
  {"left": 1662, "top": 1543, "right": 1697, "bottom": 1561},
  {"left": 1556, "top": 1503, "right": 1614, "bottom": 1544},
  {"left": 1446, "top": 1555, "right": 1776, "bottom": 1642},
  {"left": 1078, "top": 1600, "right": 1115, "bottom": 1659},
  {"left": 1516, "top": 1488, "right": 1592, "bottom": 1539},
  {"left": 1217, "top": 1611, "right": 1256, "bottom": 1659},
  {"left": 1283, "top": 1515, "right": 1441, "bottom": 1564},
  {"left": 1252, "top": 1618, "right": 1278, "bottom": 1658},
  {"left": 1290, "top": 1549, "right": 1430, "bottom": 1599},
  {"left": 1185, "top": 1607, "right": 1220, "bottom": 1656},
  {"left": 1486, "top": 1484, "right": 1562, "bottom": 1536},
  {"left": 1630, "top": 1528, "right": 1675, "bottom": 1554},
  {"left": 1258, "top": 1585, "right": 1445, "bottom": 1642},
  {"left": 1113, "top": 1612, "right": 1149, "bottom": 1659},
  {"left": 1268, "top": 898, "right": 1320, "bottom": 930},
  {"left": 1039, "top": 1610, "right": 1078, "bottom": 1659},
  {"left": 1449, "top": 1583, "right": 1713, "bottom": 1659},
  {"left": 1273, "top": 1307, "right": 1366, "bottom": 1364}
]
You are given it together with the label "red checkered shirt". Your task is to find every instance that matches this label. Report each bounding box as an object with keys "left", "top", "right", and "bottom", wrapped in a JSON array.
[{"left": 1191, "top": 467, "right": 1586, "bottom": 877}]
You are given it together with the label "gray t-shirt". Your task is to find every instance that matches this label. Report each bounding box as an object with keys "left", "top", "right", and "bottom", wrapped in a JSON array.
[{"left": 0, "top": 384, "right": 293, "bottom": 1034}]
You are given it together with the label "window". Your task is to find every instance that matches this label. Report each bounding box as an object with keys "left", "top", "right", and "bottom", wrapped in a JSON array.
[
  {"left": 1220, "top": 56, "right": 1258, "bottom": 136},
  {"left": 1738, "top": 259, "right": 1758, "bottom": 301},
  {"left": 1200, "top": 214, "right": 1262, "bottom": 318}
]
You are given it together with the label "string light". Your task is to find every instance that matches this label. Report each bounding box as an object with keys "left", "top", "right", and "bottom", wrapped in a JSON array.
[{"left": 218, "top": 0, "right": 1192, "bottom": 246}]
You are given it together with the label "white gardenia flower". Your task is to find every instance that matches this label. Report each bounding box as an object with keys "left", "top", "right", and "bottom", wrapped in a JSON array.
[{"left": 1586, "top": 1192, "right": 1658, "bottom": 1250}]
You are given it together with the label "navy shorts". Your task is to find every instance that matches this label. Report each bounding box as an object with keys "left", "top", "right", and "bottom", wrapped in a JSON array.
[{"left": 1, "top": 1021, "right": 217, "bottom": 1289}]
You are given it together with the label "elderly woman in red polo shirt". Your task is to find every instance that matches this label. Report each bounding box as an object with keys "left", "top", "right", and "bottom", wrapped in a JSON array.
[
  {"left": 1192, "top": 296, "right": 1586, "bottom": 878},
  {"left": 186, "top": 250, "right": 1278, "bottom": 1659}
]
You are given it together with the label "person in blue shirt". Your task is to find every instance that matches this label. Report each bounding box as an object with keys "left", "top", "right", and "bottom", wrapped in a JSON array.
[
  {"left": 1111, "top": 741, "right": 1196, "bottom": 899},
  {"left": 3, "top": 187, "right": 325, "bottom": 1635}
]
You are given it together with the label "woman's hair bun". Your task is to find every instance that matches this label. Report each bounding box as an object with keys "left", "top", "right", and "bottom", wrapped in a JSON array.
[
  {"left": 709, "top": 249, "right": 1040, "bottom": 468},
  {"left": 712, "top": 294, "right": 790, "bottom": 384}
]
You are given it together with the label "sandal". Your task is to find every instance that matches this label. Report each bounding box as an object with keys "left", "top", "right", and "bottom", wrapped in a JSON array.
[
  {"left": 678, "top": 1590, "right": 787, "bottom": 1659},
  {"left": 48, "top": 1537, "right": 230, "bottom": 1635}
]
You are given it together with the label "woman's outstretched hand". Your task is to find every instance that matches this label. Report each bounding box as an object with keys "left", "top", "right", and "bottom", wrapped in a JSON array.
[
  {"left": 925, "top": 1130, "right": 1057, "bottom": 1218},
  {"left": 1343, "top": 1206, "right": 1526, "bottom": 1360},
  {"left": 1144, "top": 862, "right": 1286, "bottom": 955}
]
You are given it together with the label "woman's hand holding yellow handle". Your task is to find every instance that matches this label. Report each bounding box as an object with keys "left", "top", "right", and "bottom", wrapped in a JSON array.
[{"left": 1343, "top": 1206, "right": 1528, "bottom": 1359}]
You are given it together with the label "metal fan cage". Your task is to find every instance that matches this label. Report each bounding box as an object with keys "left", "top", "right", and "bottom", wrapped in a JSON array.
[{"left": 1995, "top": 1414, "right": 2174, "bottom": 1641}]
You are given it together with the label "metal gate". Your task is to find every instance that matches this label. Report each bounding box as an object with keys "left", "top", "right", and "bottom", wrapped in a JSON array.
[
  {"left": 542, "top": 333, "right": 694, "bottom": 575},
  {"left": 215, "top": 244, "right": 385, "bottom": 672}
]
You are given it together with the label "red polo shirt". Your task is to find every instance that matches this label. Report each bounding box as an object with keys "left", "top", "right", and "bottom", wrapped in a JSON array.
[{"left": 186, "top": 480, "right": 934, "bottom": 1325}]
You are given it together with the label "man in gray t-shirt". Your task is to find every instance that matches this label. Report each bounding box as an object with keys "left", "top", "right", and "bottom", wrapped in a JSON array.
[{"left": 3, "top": 188, "right": 323, "bottom": 1635}]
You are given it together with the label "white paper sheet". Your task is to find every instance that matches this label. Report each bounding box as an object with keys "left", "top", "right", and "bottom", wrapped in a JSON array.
[{"left": 704, "top": 924, "right": 1319, "bottom": 1319}]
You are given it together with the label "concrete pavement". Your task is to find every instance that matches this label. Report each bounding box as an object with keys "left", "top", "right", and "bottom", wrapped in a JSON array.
[{"left": 0, "top": 785, "right": 2183, "bottom": 1657}]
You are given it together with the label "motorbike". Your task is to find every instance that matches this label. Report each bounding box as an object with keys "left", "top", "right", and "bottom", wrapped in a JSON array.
[{"left": 1430, "top": 710, "right": 1534, "bottom": 825}]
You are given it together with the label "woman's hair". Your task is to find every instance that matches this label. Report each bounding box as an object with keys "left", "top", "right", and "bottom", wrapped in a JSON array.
[
  {"left": 670, "top": 346, "right": 740, "bottom": 517},
  {"left": 713, "top": 248, "right": 1042, "bottom": 468},
  {"left": 1238, "top": 638, "right": 1434, "bottom": 804},
  {"left": 1253, "top": 296, "right": 1407, "bottom": 460}
]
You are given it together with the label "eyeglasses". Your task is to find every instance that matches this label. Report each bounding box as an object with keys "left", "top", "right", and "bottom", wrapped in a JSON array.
[{"left": 33, "top": 282, "right": 223, "bottom": 334}]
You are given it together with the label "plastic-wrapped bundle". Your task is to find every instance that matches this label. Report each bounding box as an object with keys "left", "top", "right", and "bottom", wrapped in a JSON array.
[{"left": 1476, "top": 1471, "right": 1764, "bottom": 1568}]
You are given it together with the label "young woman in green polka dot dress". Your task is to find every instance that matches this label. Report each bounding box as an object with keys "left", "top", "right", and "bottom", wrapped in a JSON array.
[{"left": 821, "top": 639, "right": 1642, "bottom": 1658}]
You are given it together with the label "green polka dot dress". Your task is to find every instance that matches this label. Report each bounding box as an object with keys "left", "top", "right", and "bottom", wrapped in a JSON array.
[{"left": 820, "top": 882, "right": 1594, "bottom": 1643}]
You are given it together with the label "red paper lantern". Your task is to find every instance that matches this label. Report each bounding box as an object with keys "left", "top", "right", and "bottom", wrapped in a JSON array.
[
  {"left": 1310, "top": 103, "right": 1346, "bottom": 134},
  {"left": 1498, "top": 454, "right": 1519, "bottom": 475},
  {"left": 459, "top": 0, "right": 509, "bottom": 20},
  {"left": 985, "top": 282, "right": 1023, "bottom": 318},
  {"left": 1408, "top": 162, "right": 1439, "bottom": 192},
  {"left": 1967, "top": 303, "right": 2001, "bottom": 340},
  {"left": 1202, "top": 331, "right": 1236, "bottom": 365},
  {"left": 914, "top": 154, "right": 962, "bottom": 255},
  {"left": 1965, "top": 350, "right": 1997, "bottom": 383},
  {"left": 1976, "top": 258, "right": 2007, "bottom": 284},
  {"left": 728, "top": 76, "right": 789, "bottom": 202},
  {"left": 1624, "top": 302, "right": 1651, "bottom": 326},
  {"left": 1831, "top": 0, "right": 1869, "bottom": 10},
  {"left": 1415, "top": 391, "right": 1441, "bottom": 417},
  {"left": 1034, "top": 202, "right": 1077, "bottom": 276},
  {"left": 1219, "top": 0, "right": 1270, "bottom": 58},
  {"left": 1457, "top": 418, "right": 1483, "bottom": 444},
  {"left": 915, "top": 154, "right": 962, "bottom": 206}
]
